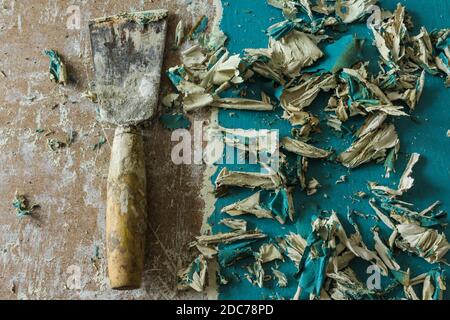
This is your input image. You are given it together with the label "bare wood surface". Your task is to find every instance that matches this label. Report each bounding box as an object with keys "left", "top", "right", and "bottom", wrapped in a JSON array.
[{"left": 0, "top": 0, "right": 215, "bottom": 299}]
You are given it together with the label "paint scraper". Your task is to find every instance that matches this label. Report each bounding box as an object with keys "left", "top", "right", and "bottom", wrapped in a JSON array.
[{"left": 88, "top": 10, "right": 168, "bottom": 290}]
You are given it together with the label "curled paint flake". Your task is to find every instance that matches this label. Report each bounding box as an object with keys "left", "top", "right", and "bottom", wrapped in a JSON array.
[
  {"left": 12, "top": 193, "right": 39, "bottom": 218},
  {"left": 43, "top": 49, "right": 68, "bottom": 85}
]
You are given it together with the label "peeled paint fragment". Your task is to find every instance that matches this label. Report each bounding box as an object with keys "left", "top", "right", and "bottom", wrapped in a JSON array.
[
  {"left": 293, "top": 17, "right": 339, "bottom": 36},
  {"left": 422, "top": 269, "right": 446, "bottom": 300},
  {"left": 272, "top": 268, "right": 288, "bottom": 288},
  {"left": 246, "top": 260, "right": 265, "bottom": 288},
  {"left": 385, "top": 71, "right": 426, "bottom": 110},
  {"left": 284, "top": 110, "right": 319, "bottom": 127},
  {"left": 43, "top": 49, "right": 68, "bottom": 85},
  {"left": 205, "top": 25, "right": 228, "bottom": 52},
  {"left": 195, "top": 230, "right": 267, "bottom": 246},
  {"left": 221, "top": 191, "right": 274, "bottom": 219},
  {"left": 218, "top": 240, "right": 255, "bottom": 267},
  {"left": 279, "top": 232, "right": 307, "bottom": 268},
  {"left": 328, "top": 246, "right": 356, "bottom": 273},
  {"left": 409, "top": 27, "right": 438, "bottom": 74},
  {"left": 195, "top": 244, "right": 218, "bottom": 259},
  {"left": 332, "top": 214, "right": 389, "bottom": 276},
  {"left": 267, "top": 20, "right": 295, "bottom": 40},
  {"left": 398, "top": 269, "right": 421, "bottom": 300},
  {"left": 297, "top": 156, "right": 309, "bottom": 190},
  {"left": 340, "top": 67, "right": 408, "bottom": 116},
  {"left": 218, "top": 126, "right": 279, "bottom": 155},
  {"left": 398, "top": 153, "right": 420, "bottom": 193},
  {"left": 335, "top": 175, "right": 347, "bottom": 185},
  {"left": 267, "top": 0, "right": 298, "bottom": 20},
  {"left": 201, "top": 52, "right": 242, "bottom": 88},
  {"left": 256, "top": 243, "right": 284, "bottom": 263},
  {"left": 396, "top": 223, "right": 450, "bottom": 264},
  {"left": 12, "top": 193, "right": 39, "bottom": 218},
  {"left": 178, "top": 80, "right": 207, "bottom": 95},
  {"left": 371, "top": 4, "right": 407, "bottom": 64},
  {"left": 281, "top": 137, "right": 331, "bottom": 159},
  {"left": 369, "top": 183, "right": 402, "bottom": 198},
  {"left": 419, "top": 201, "right": 443, "bottom": 217},
  {"left": 174, "top": 20, "right": 185, "bottom": 49},
  {"left": 215, "top": 167, "right": 282, "bottom": 196},
  {"left": 355, "top": 112, "right": 387, "bottom": 137},
  {"left": 378, "top": 198, "right": 446, "bottom": 229},
  {"left": 369, "top": 153, "right": 420, "bottom": 197},
  {"left": 338, "top": 123, "right": 399, "bottom": 168},
  {"left": 161, "top": 93, "right": 180, "bottom": 109},
  {"left": 373, "top": 229, "right": 400, "bottom": 271},
  {"left": 369, "top": 199, "right": 396, "bottom": 230},
  {"left": 295, "top": 213, "right": 377, "bottom": 299},
  {"left": 261, "top": 188, "right": 295, "bottom": 224},
  {"left": 166, "top": 65, "right": 187, "bottom": 88},
  {"left": 363, "top": 103, "right": 408, "bottom": 116},
  {"left": 211, "top": 98, "right": 273, "bottom": 111},
  {"left": 244, "top": 48, "right": 285, "bottom": 84},
  {"left": 383, "top": 145, "right": 399, "bottom": 178},
  {"left": 177, "top": 254, "right": 207, "bottom": 292},
  {"left": 212, "top": 54, "right": 242, "bottom": 85},
  {"left": 219, "top": 218, "right": 247, "bottom": 231},
  {"left": 400, "top": 201, "right": 447, "bottom": 227},
  {"left": 296, "top": 237, "right": 330, "bottom": 298},
  {"left": 312, "top": 0, "right": 335, "bottom": 15},
  {"left": 335, "top": 0, "right": 378, "bottom": 24},
  {"left": 182, "top": 44, "right": 207, "bottom": 67},
  {"left": 280, "top": 74, "right": 337, "bottom": 113},
  {"left": 317, "top": 212, "right": 389, "bottom": 277},
  {"left": 327, "top": 268, "right": 374, "bottom": 300},
  {"left": 270, "top": 30, "right": 324, "bottom": 78},
  {"left": 327, "top": 115, "right": 343, "bottom": 132},
  {"left": 435, "top": 58, "right": 450, "bottom": 87},
  {"left": 183, "top": 92, "right": 214, "bottom": 112},
  {"left": 291, "top": 122, "right": 316, "bottom": 140},
  {"left": 306, "top": 178, "right": 321, "bottom": 196},
  {"left": 433, "top": 29, "right": 450, "bottom": 57}
]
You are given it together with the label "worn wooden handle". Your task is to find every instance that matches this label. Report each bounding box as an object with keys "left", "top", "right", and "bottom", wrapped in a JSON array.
[{"left": 106, "top": 126, "right": 147, "bottom": 290}]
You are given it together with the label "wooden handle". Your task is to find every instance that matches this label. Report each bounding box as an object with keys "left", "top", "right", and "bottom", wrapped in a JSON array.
[{"left": 106, "top": 126, "right": 147, "bottom": 290}]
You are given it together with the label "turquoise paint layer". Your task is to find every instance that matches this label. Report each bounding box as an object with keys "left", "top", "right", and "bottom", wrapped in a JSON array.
[
  {"left": 159, "top": 113, "right": 191, "bottom": 130},
  {"left": 210, "top": 0, "right": 450, "bottom": 300}
]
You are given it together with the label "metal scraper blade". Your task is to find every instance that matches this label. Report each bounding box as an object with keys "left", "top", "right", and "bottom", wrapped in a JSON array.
[{"left": 89, "top": 10, "right": 168, "bottom": 125}]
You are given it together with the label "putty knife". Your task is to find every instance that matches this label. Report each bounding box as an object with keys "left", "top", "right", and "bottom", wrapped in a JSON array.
[{"left": 89, "top": 10, "right": 168, "bottom": 290}]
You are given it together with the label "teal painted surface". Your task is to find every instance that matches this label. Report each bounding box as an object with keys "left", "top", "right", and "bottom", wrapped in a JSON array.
[
  {"left": 159, "top": 113, "right": 191, "bottom": 130},
  {"left": 210, "top": 0, "right": 450, "bottom": 300}
]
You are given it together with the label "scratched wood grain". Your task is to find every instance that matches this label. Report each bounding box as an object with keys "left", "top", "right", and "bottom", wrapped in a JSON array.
[{"left": 0, "top": 0, "right": 215, "bottom": 299}]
